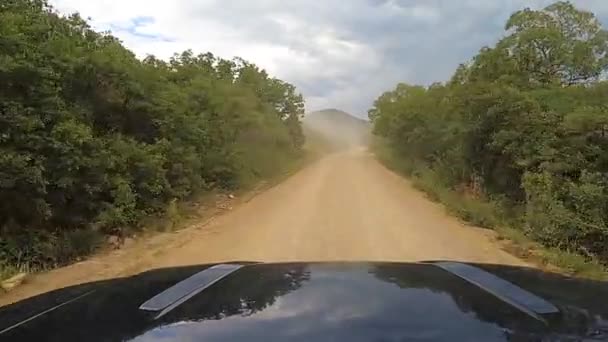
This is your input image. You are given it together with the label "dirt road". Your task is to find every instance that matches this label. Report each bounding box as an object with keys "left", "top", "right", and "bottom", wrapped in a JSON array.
[{"left": 0, "top": 148, "right": 524, "bottom": 306}]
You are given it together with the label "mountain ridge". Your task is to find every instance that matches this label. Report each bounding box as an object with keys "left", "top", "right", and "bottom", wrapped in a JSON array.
[
  {"left": 303, "top": 108, "right": 370, "bottom": 149},
  {"left": 305, "top": 108, "right": 369, "bottom": 123}
]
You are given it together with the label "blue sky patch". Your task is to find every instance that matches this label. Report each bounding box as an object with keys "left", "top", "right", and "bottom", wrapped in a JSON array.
[{"left": 110, "top": 16, "right": 174, "bottom": 42}]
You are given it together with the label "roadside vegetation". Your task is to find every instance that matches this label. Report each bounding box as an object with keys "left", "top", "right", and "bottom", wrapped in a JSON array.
[
  {"left": 370, "top": 1, "right": 608, "bottom": 278},
  {"left": 0, "top": 0, "right": 305, "bottom": 279}
]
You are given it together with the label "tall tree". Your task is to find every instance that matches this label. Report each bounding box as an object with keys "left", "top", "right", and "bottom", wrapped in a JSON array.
[{"left": 502, "top": 1, "right": 608, "bottom": 85}]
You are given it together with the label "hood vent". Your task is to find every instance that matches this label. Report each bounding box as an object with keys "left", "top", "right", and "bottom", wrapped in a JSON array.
[
  {"left": 433, "top": 262, "right": 559, "bottom": 321},
  {"left": 140, "top": 263, "right": 244, "bottom": 319}
]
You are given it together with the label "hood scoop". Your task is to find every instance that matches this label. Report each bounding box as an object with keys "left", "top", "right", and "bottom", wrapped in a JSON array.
[
  {"left": 140, "top": 263, "right": 244, "bottom": 319},
  {"left": 433, "top": 262, "right": 559, "bottom": 321}
]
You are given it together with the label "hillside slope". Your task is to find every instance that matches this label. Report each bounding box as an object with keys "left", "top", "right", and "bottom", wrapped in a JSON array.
[{"left": 303, "top": 109, "right": 370, "bottom": 150}]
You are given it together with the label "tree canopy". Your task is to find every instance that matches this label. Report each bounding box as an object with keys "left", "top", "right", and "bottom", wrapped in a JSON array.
[
  {"left": 371, "top": 1, "right": 608, "bottom": 262},
  {"left": 0, "top": 0, "right": 305, "bottom": 270}
]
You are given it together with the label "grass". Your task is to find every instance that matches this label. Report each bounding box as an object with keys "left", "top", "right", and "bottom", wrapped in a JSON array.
[
  {"left": 0, "top": 264, "right": 21, "bottom": 281},
  {"left": 0, "top": 262, "right": 36, "bottom": 289},
  {"left": 373, "top": 139, "right": 608, "bottom": 280},
  {"left": 411, "top": 171, "right": 503, "bottom": 229},
  {"left": 499, "top": 224, "right": 607, "bottom": 279}
]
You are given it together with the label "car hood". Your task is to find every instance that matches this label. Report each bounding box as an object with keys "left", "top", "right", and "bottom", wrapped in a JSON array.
[{"left": 1, "top": 262, "right": 608, "bottom": 341}]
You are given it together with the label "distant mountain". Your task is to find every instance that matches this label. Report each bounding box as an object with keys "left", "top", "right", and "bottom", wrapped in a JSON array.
[
  {"left": 306, "top": 108, "right": 369, "bottom": 124},
  {"left": 303, "top": 109, "right": 370, "bottom": 150}
]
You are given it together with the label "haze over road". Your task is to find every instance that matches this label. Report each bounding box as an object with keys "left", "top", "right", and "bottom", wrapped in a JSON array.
[{"left": 1, "top": 141, "right": 525, "bottom": 306}]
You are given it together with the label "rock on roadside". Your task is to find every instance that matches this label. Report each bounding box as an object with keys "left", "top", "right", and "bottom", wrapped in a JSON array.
[{"left": 1, "top": 273, "right": 28, "bottom": 292}]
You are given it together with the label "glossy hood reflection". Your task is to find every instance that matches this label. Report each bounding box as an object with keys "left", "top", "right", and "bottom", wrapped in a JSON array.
[
  {"left": 1, "top": 262, "right": 607, "bottom": 342},
  {"left": 131, "top": 264, "right": 544, "bottom": 341}
]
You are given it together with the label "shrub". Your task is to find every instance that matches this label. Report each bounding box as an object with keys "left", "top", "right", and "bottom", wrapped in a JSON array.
[
  {"left": 0, "top": 0, "right": 305, "bottom": 277},
  {"left": 369, "top": 1, "right": 608, "bottom": 264}
]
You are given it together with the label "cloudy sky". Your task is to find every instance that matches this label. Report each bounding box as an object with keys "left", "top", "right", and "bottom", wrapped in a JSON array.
[{"left": 49, "top": 1, "right": 608, "bottom": 118}]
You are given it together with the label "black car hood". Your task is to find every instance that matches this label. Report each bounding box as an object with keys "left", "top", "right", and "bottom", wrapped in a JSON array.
[{"left": 1, "top": 262, "right": 608, "bottom": 341}]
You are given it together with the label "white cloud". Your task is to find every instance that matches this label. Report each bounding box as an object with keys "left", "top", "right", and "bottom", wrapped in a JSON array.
[{"left": 49, "top": 0, "right": 608, "bottom": 118}]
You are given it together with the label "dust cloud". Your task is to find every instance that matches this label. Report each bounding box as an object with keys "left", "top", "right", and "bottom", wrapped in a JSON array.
[{"left": 303, "top": 109, "right": 370, "bottom": 151}]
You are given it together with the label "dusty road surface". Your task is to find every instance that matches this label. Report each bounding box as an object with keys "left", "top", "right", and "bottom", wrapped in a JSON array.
[{"left": 0, "top": 148, "right": 525, "bottom": 306}]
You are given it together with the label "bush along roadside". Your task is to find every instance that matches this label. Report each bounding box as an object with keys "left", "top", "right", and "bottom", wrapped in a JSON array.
[
  {"left": 369, "top": 2, "right": 608, "bottom": 279},
  {"left": 373, "top": 139, "right": 607, "bottom": 279},
  {"left": 0, "top": 0, "right": 305, "bottom": 281}
]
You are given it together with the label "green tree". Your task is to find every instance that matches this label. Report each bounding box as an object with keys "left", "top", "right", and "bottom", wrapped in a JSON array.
[
  {"left": 370, "top": 1, "right": 608, "bottom": 263},
  {"left": 502, "top": 1, "right": 608, "bottom": 85},
  {"left": 0, "top": 0, "right": 305, "bottom": 271}
]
